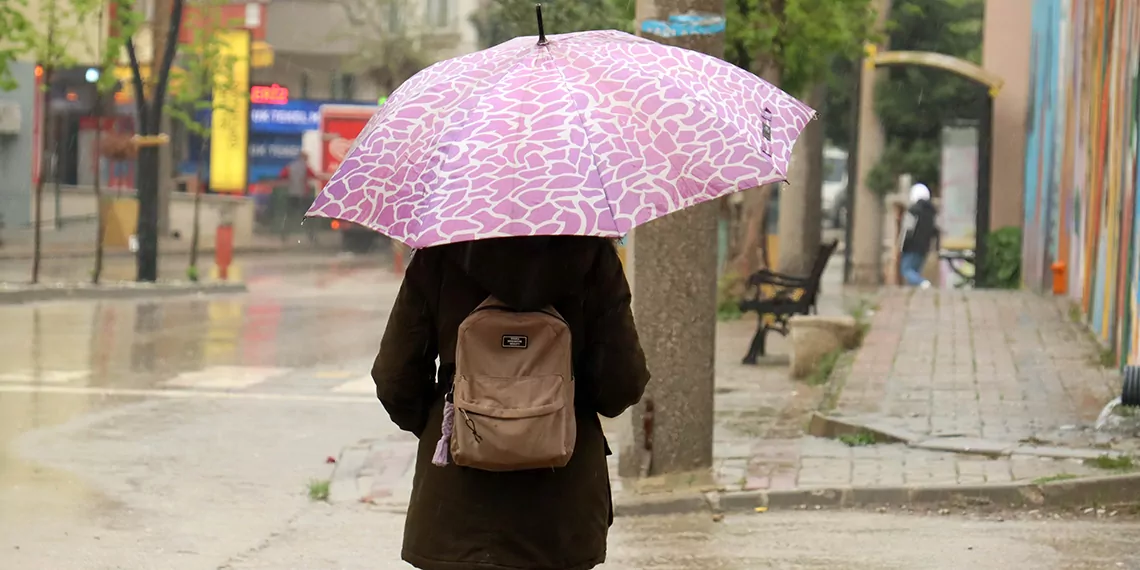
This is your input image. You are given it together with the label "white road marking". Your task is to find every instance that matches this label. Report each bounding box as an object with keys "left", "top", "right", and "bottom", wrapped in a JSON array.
[
  {"left": 0, "top": 369, "right": 89, "bottom": 384},
  {"left": 164, "top": 366, "right": 292, "bottom": 390},
  {"left": 332, "top": 376, "right": 375, "bottom": 395},
  {"left": 0, "top": 383, "right": 375, "bottom": 404}
]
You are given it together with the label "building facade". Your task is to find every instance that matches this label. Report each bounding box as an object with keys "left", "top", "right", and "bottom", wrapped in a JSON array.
[
  {"left": 1021, "top": 0, "right": 1140, "bottom": 364},
  {"left": 254, "top": 0, "right": 479, "bottom": 103}
]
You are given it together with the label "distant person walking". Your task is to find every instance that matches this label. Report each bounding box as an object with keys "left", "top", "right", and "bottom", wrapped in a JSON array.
[
  {"left": 899, "top": 183, "right": 940, "bottom": 289},
  {"left": 279, "top": 151, "right": 318, "bottom": 243}
]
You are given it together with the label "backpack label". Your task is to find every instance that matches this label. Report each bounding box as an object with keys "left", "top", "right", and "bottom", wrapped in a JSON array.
[{"left": 501, "top": 335, "right": 529, "bottom": 349}]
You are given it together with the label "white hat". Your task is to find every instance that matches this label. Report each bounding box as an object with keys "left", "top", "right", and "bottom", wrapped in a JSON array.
[{"left": 909, "top": 183, "right": 931, "bottom": 204}]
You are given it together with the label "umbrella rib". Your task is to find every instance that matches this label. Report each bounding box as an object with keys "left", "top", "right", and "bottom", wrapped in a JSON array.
[
  {"left": 547, "top": 47, "right": 622, "bottom": 236},
  {"left": 402, "top": 45, "right": 539, "bottom": 242}
]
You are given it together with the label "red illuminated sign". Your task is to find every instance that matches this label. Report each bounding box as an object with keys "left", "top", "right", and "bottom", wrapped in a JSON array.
[{"left": 250, "top": 83, "right": 288, "bottom": 105}]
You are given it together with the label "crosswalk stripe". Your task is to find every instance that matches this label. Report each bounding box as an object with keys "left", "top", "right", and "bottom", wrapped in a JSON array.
[
  {"left": 0, "top": 369, "right": 89, "bottom": 384},
  {"left": 332, "top": 376, "right": 375, "bottom": 395},
  {"left": 0, "top": 384, "right": 375, "bottom": 403},
  {"left": 164, "top": 366, "right": 292, "bottom": 390}
]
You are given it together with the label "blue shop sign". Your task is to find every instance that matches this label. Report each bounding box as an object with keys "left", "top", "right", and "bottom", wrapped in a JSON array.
[
  {"left": 193, "top": 99, "right": 373, "bottom": 135},
  {"left": 248, "top": 137, "right": 303, "bottom": 160},
  {"left": 250, "top": 101, "right": 322, "bottom": 134}
]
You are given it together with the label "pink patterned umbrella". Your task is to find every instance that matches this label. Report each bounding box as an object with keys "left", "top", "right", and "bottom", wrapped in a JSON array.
[{"left": 306, "top": 29, "right": 816, "bottom": 249}]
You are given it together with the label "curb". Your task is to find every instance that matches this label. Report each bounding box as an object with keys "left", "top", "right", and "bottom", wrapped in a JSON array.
[
  {"left": 0, "top": 282, "right": 248, "bottom": 304},
  {"left": 613, "top": 473, "right": 1140, "bottom": 517},
  {"left": 0, "top": 243, "right": 343, "bottom": 262},
  {"left": 806, "top": 412, "right": 1134, "bottom": 462}
]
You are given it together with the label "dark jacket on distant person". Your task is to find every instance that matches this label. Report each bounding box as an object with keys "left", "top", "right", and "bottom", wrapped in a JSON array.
[
  {"left": 901, "top": 199, "right": 939, "bottom": 255},
  {"left": 372, "top": 236, "right": 651, "bottom": 570}
]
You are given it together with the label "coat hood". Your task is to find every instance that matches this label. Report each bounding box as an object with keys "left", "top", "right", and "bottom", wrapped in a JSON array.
[{"left": 441, "top": 236, "right": 605, "bottom": 311}]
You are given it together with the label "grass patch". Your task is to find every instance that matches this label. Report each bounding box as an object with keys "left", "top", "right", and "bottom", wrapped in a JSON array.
[
  {"left": 1083, "top": 455, "right": 1135, "bottom": 471},
  {"left": 806, "top": 349, "right": 842, "bottom": 386},
  {"left": 1032, "top": 473, "right": 1080, "bottom": 485},
  {"left": 717, "top": 272, "right": 744, "bottom": 322},
  {"left": 307, "top": 479, "right": 331, "bottom": 501},
  {"left": 837, "top": 430, "right": 878, "bottom": 447},
  {"left": 846, "top": 299, "right": 876, "bottom": 347},
  {"left": 1097, "top": 346, "right": 1118, "bottom": 368},
  {"left": 1068, "top": 303, "right": 1083, "bottom": 323}
]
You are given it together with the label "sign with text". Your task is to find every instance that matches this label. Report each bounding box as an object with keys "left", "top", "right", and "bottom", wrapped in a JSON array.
[
  {"left": 209, "top": 30, "right": 251, "bottom": 193},
  {"left": 250, "top": 83, "right": 288, "bottom": 105}
]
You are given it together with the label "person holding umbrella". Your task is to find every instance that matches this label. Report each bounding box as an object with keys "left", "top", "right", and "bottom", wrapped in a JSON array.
[{"left": 306, "top": 8, "right": 815, "bottom": 569}]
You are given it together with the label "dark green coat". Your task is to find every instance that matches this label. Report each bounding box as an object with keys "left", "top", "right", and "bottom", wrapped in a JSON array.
[{"left": 372, "top": 236, "right": 650, "bottom": 570}]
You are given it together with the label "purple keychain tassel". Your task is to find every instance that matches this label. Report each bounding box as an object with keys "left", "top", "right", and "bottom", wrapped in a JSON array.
[{"left": 432, "top": 401, "right": 455, "bottom": 466}]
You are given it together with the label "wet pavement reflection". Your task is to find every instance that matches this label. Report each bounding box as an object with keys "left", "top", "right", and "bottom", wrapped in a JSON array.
[
  {"left": 3, "top": 251, "right": 1139, "bottom": 569},
  {"left": 0, "top": 253, "right": 400, "bottom": 540}
]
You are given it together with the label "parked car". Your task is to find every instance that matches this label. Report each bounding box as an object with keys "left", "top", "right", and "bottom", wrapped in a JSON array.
[{"left": 822, "top": 147, "right": 849, "bottom": 228}]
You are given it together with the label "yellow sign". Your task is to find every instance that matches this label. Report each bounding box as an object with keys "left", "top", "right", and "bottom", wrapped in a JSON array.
[
  {"left": 251, "top": 41, "right": 274, "bottom": 69},
  {"left": 210, "top": 30, "right": 251, "bottom": 193}
]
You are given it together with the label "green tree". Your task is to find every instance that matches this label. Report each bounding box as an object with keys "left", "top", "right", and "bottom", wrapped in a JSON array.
[
  {"left": 865, "top": 0, "right": 985, "bottom": 195},
  {"left": 726, "top": 0, "right": 877, "bottom": 96},
  {"left": 163, "top": 0, "right": 239, "bottom": 282},
  {"left": 90, "top": 0, "right": 145, "bottom": 284},
  {"left": 0, "top": 0, "right": 33, "bottom": 91},
  {"left": 471, "top": 0, "right": 634, "bottom": 49},
  {"left": 724, "top": 0, "right": 878, "bottom": 275},
  {"left": 125, "top": 0, "right": 186, "bottom": 282},
  {"left": 3, "top": 0, "right": 105, "bottom": 282}
]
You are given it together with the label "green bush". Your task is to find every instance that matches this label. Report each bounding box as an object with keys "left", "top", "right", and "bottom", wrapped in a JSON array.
[
  {"left": 717, "top": 272, "right": 743, "bottom": 321},
  {"left": 982, "top": 226, "right": 1022, "bottom": 289}
]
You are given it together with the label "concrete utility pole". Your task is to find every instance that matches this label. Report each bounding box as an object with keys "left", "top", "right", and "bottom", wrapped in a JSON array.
[
  {"left": 619, "top": 0, "right": 724, "bottom": 479},
  {"left": 848, "top": 0, "right": 892, "bottom": 285},
  {"left": 776, "top": 83, "right": 827, "bottom": 276}
]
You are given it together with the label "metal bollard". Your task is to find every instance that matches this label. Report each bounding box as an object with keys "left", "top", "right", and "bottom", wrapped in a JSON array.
[{"left": 1124, "top": 365, "right": 1140, "bottom": 407}]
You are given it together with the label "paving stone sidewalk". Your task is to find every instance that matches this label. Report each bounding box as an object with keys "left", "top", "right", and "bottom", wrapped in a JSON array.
[
  {"left": 611, "top": 288, "right": 1124, "bottom": 497},
  {"left": 836, "top": 289, "right": 1130, "bottom": 446}
]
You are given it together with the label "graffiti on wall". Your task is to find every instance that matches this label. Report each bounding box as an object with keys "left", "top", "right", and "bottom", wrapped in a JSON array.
[{"left": 1024, "top": 0, "right": 1140, "bottom": 364}]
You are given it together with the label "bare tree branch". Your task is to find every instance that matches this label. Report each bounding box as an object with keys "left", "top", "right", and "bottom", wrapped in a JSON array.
[
  {"left": 151, "top": 0, "right": 186, "bottom": 126},
  {"left": 125, "top": 37, "right": 149, "bottom": 133}
]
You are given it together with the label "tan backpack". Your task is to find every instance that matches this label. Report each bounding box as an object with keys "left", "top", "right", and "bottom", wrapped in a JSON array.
[{"left": 431, "top": 296, "right": 576, "bottom": 471}]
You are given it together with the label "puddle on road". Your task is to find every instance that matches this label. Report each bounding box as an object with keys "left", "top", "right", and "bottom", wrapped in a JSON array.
[{"left": 0, "top": 391, "right": 137, "bottom": 526}]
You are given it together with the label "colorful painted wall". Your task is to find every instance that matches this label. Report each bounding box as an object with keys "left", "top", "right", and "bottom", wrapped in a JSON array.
[{"left": 1023, "top": 0, "right": 1140, "bottom": 363}]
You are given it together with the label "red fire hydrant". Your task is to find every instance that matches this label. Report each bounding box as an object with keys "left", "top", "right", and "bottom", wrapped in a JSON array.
[{"left": 215, "top": 223, "right": 234, "bottom": 281}]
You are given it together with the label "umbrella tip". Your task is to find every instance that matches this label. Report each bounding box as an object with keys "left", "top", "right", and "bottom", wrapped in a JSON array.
[{"left": 535, "top": 4, "right": 548, "bottom": 46}]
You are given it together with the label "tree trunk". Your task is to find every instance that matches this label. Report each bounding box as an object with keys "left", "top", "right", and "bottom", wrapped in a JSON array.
[
  {"left": 188, "top": 139, "right": 206, "bottom": 281},
  {"left": 133, "top": 0, "right": 185, "bottom": 282},
  {"left": 728, "top": 63, "right": 781, "bottom": 277},
  {"left": 729, "top": 185, "right": 772, "bottom": 277},
  {"left": 93, "top": 104, "right": 105, "bottom": 284},
  {"left": 620, "top": 0, "right": 724, "bottom": 480},
  {"left": 775, "top": 82, "right": 827, "bottom": 276},
  {"left": 31, "top": 72, "right": 53, "bottom": 285}
]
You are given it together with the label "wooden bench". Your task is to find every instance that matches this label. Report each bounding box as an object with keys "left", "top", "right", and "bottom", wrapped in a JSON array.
[{"left": 738, "top": 240, "right": 840, "bottom": 365}]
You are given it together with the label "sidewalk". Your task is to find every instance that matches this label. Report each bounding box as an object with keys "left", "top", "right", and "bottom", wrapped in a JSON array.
[
  {"left": 0, "top": 222, "right": 342, "bottom": 261},
  {"left": 328, "top": 272, "right": 1140, "bottom": 514}
]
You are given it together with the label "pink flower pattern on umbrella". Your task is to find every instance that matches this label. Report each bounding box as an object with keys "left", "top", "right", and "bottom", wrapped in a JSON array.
[{"left": 307, "top": 30, "right": 816, "bottom": 249}]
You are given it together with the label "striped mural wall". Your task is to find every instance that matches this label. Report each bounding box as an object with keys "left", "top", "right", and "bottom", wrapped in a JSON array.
[{"left": 1023, "top": 0, "right": 1140, "bottom": 364}]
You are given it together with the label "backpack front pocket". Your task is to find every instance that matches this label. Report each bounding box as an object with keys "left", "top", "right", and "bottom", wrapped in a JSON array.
[{"left": 451, "top": 374, "right": 576, "bottom": 471}]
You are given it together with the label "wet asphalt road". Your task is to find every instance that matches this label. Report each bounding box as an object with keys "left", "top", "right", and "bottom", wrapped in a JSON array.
[{"left": 2, "top": 252, "right": 1139, "bottom": 569}]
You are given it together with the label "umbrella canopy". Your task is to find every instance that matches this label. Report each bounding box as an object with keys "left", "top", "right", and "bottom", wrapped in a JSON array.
[{"left": 307, "top": 29, "right": 816, "bottom": 249}]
